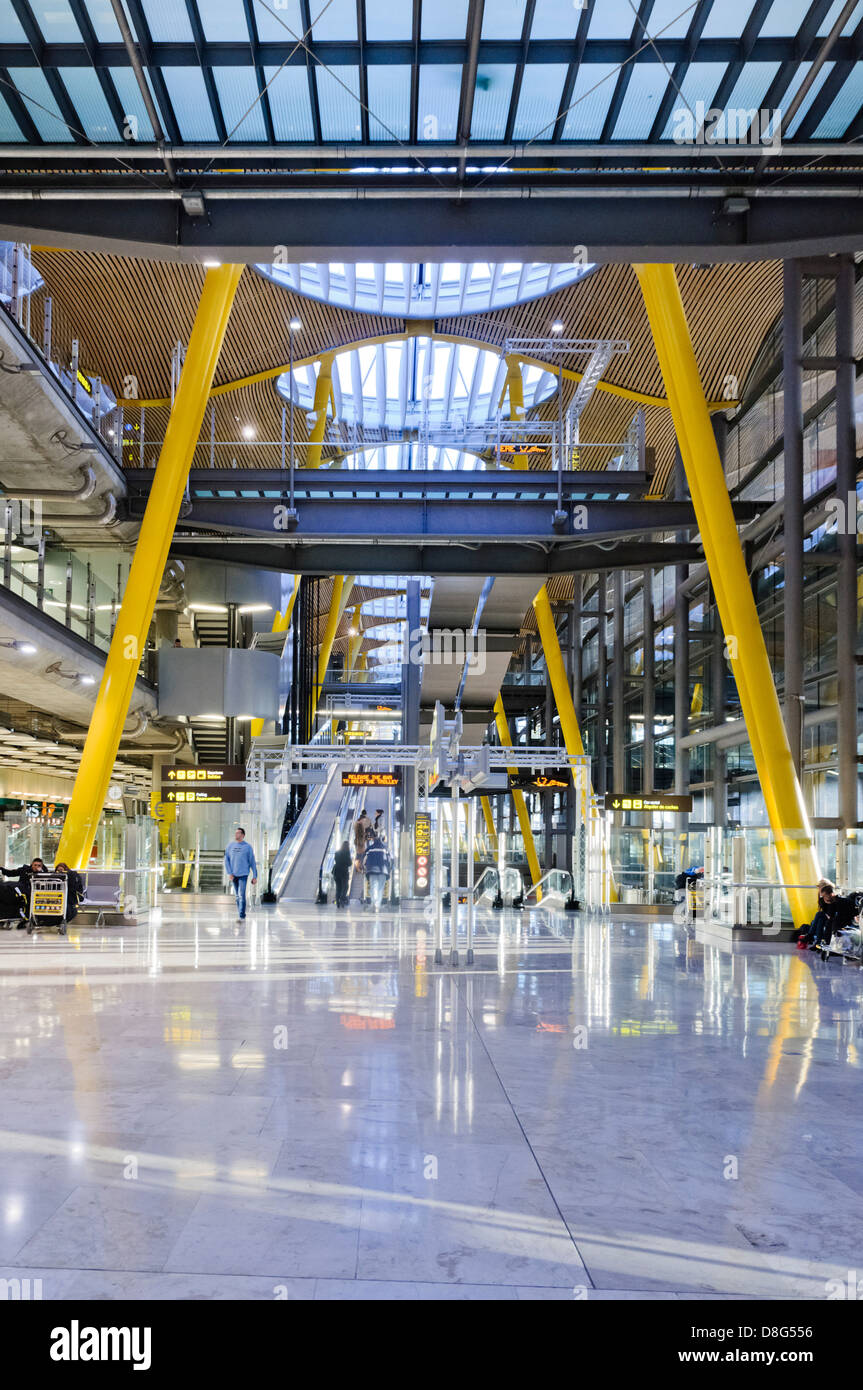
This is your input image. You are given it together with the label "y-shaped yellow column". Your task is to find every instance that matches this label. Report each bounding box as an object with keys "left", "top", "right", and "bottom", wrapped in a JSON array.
[
  {"left": 306, "top": 352, "right": 334, "bottom": 468},
  {"left": 494, "top": 693, "right": 542, "bottom": 891},
  {"left": 634, "top": 263, "right": 819, "bottom": 927},
  {"left": 57, "top": 264, "right": 244, "bottom": 868}
]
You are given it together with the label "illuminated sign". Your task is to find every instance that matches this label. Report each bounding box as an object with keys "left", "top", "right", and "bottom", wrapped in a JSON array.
[
  {"left": 604, "top": 793, "right": 693, "bottom": 814},
  {"left": 161, "top": 786, "right": 246, "bottom": 804},
  {"left": 508, "top": 771, "right": 571, "bottom": 791},
  {"left": 341, "top": 771, "right": 400, "bottom": 787},
  {"left": 414, "top": 810, "right": 431, "bottom": 897},
  {"left": 164, "top": 764, "right": 245, "bottom": 783}
]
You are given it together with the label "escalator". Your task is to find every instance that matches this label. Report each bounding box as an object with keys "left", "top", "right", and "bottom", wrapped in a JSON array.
[{"left": 271, "top": 763, "right": 347, "bottom": 901}]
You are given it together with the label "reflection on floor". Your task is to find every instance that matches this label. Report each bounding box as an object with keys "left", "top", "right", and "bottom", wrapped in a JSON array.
[{"left": 0, "top": 897, "right": 861, "bottom": 1301}]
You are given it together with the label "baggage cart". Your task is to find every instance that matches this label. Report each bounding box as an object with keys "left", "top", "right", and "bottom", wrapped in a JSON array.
[{"left": 26, "top": 873, "right": 68, "bottom": 936}]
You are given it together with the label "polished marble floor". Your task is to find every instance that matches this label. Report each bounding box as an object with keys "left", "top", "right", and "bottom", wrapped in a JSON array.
[{"left": 0, "top": 897, "right": 861, "bottom": 1301}]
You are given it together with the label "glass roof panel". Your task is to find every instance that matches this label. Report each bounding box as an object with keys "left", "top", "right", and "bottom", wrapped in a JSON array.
[
  {"left": 760, "top": 0, "right": 813, "bottom": 35},
  {"left": 81, "top": 0, "right": 126, "bottom": 41},
  {"left": 0, "top": 90, "right": 22, "bottom": 140},
  {"left": 529, "top": 0, "right": 582, "bottom": 39},
  {"left": 264, "top": 65, "right": 315, "bottom": 140},
  {"left": 162, "top": 66, "right": 219, "bottom": 141},
  {"left": 783, "top": 61, "right": 835, "bottom": 136},
  {"left": 213, "top": 67, "right": 268, "bottom": 142},
  {"left": 421, "top": 0, "right": 469, "bottom": 40},
  {"left": 417, "top": 65, "right": 462, "bottom": 140},
  {"left": 701, "top": 0, "right": 757, "bottom": 38},
  {"left": 341, "top": 445, "right": 484, "bottom": 470},
  {"left": 312, "top": 0, "right": 357, "bottom": 41},
  {"left": 364, "top": 0, "right": 413, "bottom": 40},
  {"left": 195, "top": 0, "right": 252, "bottom": 41},
  {"left": 109, "top": 66, "right": 156, "bottom": 141},
  {"left": 817, "top": 0, "right": 863, "bottom": 34},
  {"left": 140, "top": 0, "right": 193, "bottom": 42},
  {"left": 512, "top": 63, "right": 568, "bottom": 141},
  {"left": 721, "top": 60, "right": 781, "bottom": 122},
  {"left": 611, "top": 62, "right": 668, "bottom": 139},
  {"left": 276, "top": 340, "right": 557, "bottom": 431},
  {"left": 470, "top": 64, "right": 516, "bottom": 139},
  {"left": 813, "top": 65, "right": 863, "bottom": 137},
  {"left": 0, "top": 2, "right": 27, "bottom": 42},
  {"left": 315, "top": 65, "right": 362, "bottom": 141},
  {"left": 254, "top": 0, "right": 303, "bottom": 42},
  {"left": 660, "top": 60, "right": 726, "bottom": 138},
  {"left": 7, "top": 67, "right": 74, "bottom": 141},
  {"left": 561, "top": 63, "right": 618, "bottom": 139},
  {"left": 588, "top": 0, "right": 639, "bottom": 39},
  {"left": 482, "top": 0, "right": 527, "bottom": 39},
  {"left": 28, "top": 0, "right": 81, "bottom": 43},
  {"left": 58, "top": 67, "right": 119, "bottom": 141},
  {"left": 640, "top": 0, "right": 694, "bottom": 40},
  {"left": 255, "top": 260, "right": 594, "bottom": 316},
  {"left": 367, "top": 64, "right": 411, "bottom": 140}
]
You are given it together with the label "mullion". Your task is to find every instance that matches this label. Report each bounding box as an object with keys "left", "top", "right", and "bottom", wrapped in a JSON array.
[
  {"left": 183, "top": 0, "right": 227, "bottom": 142},
  {"left": 66, "top": 0, "right": 128, "bottom": 138},
  {"left": 504, "top": 0, "right": 536, "bottom": 143},
  {"left": 356, "top": 0, "right": 368, "bottom": 142},
  {"left": 456, "top": 0, "right": 482, "bottom": 144},
  {"left": 599, "top": 0, "right": 655, "bottom": 143},
  {"left": 299, "top": 0, "right": 322, "bottom": 142},
  {"left": 795, "top": 55, "right": 854, "bottom": 138},
  {"left": 552, "top": 0, "right": 597, "bottom": 143},
  {"left": 241, "top": 0, "right": 275, "bottom": 143},
  {"left": 409, "top": 0, "right": 420, "bottom": 142},
  {"left": 648, "top": 0, "right": 714, "bottom": 142},
  {"left": 123, "top": 0, "right": 181, "bottom": 143},
  {"left": 0, "top": 63, "right": 40, "bottom": 141}
]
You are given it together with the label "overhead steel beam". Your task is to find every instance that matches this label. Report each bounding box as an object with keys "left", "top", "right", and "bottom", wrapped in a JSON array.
[
  {"left": 126, "top": 467, "right": 658, "bottom": 495},
  {"left": 170, "top": 538, "right": 703, "bottom": 576},
  {"left": 142, "top": 494, "right": 759, "bottom": 539},
  {"left": 4, "top": 191, "right": 863, "bottom": 263}
]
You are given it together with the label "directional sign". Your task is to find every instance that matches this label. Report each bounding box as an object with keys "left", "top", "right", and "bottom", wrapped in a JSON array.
[
  {"left": 603, "top": 793, "right": 693, "bottom": 814},
  {"left": 161, "top": 786, "right": 246, "bottom": 804},
  {"left": 508, "top": 770, "right": 571, "bottom": 791},
  {"left": 164, "top": 764, "right": 245, "bottom": 784},
  {"left": 414, "top": 811, "right": 431, "bottom": 897}
]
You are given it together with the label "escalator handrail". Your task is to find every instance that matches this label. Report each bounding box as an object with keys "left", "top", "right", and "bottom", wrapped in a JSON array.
[
  {"left": 523, "top": 868, "right": 574, "bottom": 902},
  {"left": 271, "top": 762, "right": 340, "bottom": 897}
]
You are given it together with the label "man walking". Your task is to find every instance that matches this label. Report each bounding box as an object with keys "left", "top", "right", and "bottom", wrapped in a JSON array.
[{"left": 224, "top": 826, "right": 257, "bottom": 921}]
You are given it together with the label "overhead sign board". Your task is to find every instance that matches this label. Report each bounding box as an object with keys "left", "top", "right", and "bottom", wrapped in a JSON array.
[
  {"left": 508, "top": 771, "right": 571, "bottom": 791},
  {"left": 414, "top": 811, "right": 431, "bottom": 897},
  {"left": 161, "top": 786, "right": 246, "bottom": 804},
  {"left": 341, "top": 771, "right": 400, "bottom": 787},
  {"left": 603, "top": 793, "right": 693, "bottom": 814},
  {"left": 164, "top": 764, "right": 245, "bottom": 784}
]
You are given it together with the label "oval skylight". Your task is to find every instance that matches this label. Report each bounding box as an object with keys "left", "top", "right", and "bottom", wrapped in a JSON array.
[
  {"left": 276, "top": 338, "right": 557, "bottom": 433},
  {"left": 257, "top": 260, "right": 593, "bottom": 317}
]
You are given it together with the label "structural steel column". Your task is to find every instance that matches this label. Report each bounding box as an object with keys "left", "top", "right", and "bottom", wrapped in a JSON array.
[
  {"left": 493, "top": 693, "right": 541, "bottom": 888},
  {"left": 612, "top": 569, "right": 625, "bottom": 791},
  {"left": 643, "top": 568, "right": 655, "bottom": 794},
  {"left": 712, "top": 580, "right": 727, "bottom": 825},
  {"left": 635, "top": 262, "right": 819, "bottom": 925},
  {"left": 673, "top": 444, "right": 690, "bottom": 800},
  {"left": 306, "top": 351, "right": 335, "bottom": 469},
  {"left": 835, "top": 255, "right": 858, "bottom": 830},
  {"left": 57, "top": 264, "right": 244, "bottom": 869},
  {"left": 596, "top": 574, "right": 608, "bottom": 796},
  {"left": 783, "top": 260, "right": 805, "bottom": 775}
]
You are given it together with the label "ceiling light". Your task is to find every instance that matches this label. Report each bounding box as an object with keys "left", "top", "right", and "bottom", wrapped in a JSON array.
[
  {"left": 79, "top": 675, "right": 96, "bottom": 686},
  {"left": 181, "top": 192, "right": 206, "bottom": 218},
  {"left": 203, "top": 258, "right": 221, "bottom": 268},
  {"left": 551, "top": 320, "right": 564, "bottom": 334},
  {"left": 241, "top": 425, "right": 256, "bottom": 439},
  {"left": 289, "top": 317, "right": 302, "bottom": 332},
  {"left": 188, "top": 603, "right": 228, "bottom": 613},
  {"left": 18, "top": 642, "right": 36, "bottom": 656},
  {"left": 238, "top": 603, "right": 272, "bottom": 614}
]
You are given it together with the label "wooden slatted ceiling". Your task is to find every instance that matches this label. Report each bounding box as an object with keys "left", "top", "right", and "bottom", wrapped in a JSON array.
[{"left": 29, "top": 252, "right": 782, "bottom": 497}]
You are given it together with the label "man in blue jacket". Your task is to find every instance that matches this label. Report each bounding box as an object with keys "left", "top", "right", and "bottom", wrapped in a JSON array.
[{"left": 224, "top": 827, "right": 257, "bottom": 920}]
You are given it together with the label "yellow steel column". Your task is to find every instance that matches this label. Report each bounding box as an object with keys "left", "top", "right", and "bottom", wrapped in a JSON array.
[
  {"left": 306, "top": 351, "right": 335, "bottom": 469},
  {"left": 345, "top": 603, "right": 363, "bottom": 679},
  {"left": 312, "top": 574, "right": 355, "bottom": 718},
  {"left": 494, "top": 693, "right": 542, "bottom": 890},
  {"left": 480, "top": 794, "right": 496, "bottom": 840},
  {"left": 634, "top": 262, "right": 819, "bottom": 926},
  {"left": 533, "top": 583, "right": 618, "bottom": 901},
  {"left": 250, "top": 573, "right": 301, "bottom": 739},
  {"left": 57, "top": 264, "right": 244, "bottom": 869},
  {"left": 503, "top": 354, "right": 528, "bottom": 469}
]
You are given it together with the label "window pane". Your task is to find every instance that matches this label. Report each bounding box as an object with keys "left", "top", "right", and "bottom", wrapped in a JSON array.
[
  {"left": 417, "top": 64, "right": 462, "bottom": 139},
  {"left": 196, "top": 0, "right": 252, "bottom": 41},
  {"left": 58, "top": 67, "right": 119, "bottom": 141},
  {"left": 367, "top": 64, "right": 411, "bottom": 140},
  {"left": 365, "top": 0, "right": 413, "bottom": 40},
  {"left": 140, "top": 0, "right": 193, "bottom": 42},
  {"left": 482, "top": 0, "right": 526, "bottom": 39},
  {"left": 265, "top": 65, "right": 315, "bottom": 139},
  {"left": 213, "top": 67, "right": 268, "bottom": 141},
  {"left": 612, "top": 63, "right": 668, "bottom": 139},
  {"left": 162, "top": 67, "right": 219, "bottom": 141},
  {"left": 315, "top": 65, "right": 362, "bottom": 141},
  {"left": 421, "top": 0, "right": 469, "bottom": 40},
  {"left": 562, "top": 63, "right": 618, "bottom": 139},
  {"left": 7, "top": 67, "right": 74, "bottom": 141},
  {"left": 470, "top": 64, "right": 516, "bottom": 139},
  {"left": 512, "top": 63, "right": 568, "bottom": 141}
]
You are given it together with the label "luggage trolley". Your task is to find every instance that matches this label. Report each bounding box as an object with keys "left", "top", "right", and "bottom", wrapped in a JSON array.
[{"left": 26, "top": 873, "right": 68, "bottom": 936}]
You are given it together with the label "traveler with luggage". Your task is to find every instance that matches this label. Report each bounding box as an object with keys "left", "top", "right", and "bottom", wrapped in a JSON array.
[
  {"left": 362, "top": 834, "right": 391, "bottom": 911},
  {"left": 333, "top": 840, "right": 352, "bottom": 909},
  {"left": 2, "top": 858, "right": 47, "bottom": 928}
]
